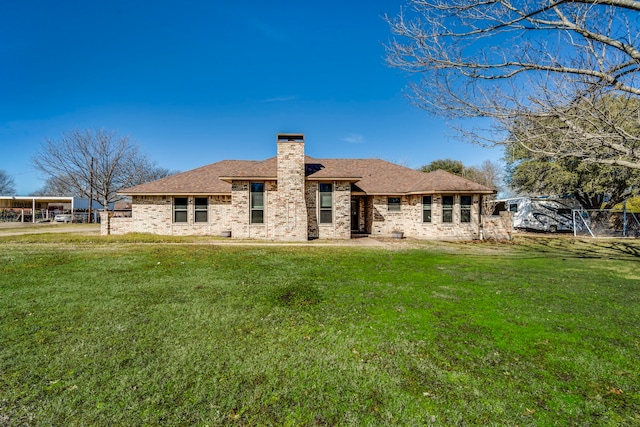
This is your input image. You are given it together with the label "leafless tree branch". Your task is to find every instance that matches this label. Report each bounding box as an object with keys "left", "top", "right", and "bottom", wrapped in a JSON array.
[
  {"left": 32, "top": 129, "right": 172, "bottom": 206},
  {"left": 386, "top": 0, "right": 640, "bottom": 169}
]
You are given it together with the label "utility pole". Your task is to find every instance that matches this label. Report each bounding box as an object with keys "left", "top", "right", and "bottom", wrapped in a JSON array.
[
  {"left": 88, "top": 157, "right": 94, "bottom": 223},
  {"left": 623, "top": 200, "right": 627, "bottom": 237}
]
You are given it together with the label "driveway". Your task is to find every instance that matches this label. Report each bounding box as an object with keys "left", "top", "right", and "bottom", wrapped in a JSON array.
[{"left": 0, "top": 222, "right": 101, "bottom": 236}]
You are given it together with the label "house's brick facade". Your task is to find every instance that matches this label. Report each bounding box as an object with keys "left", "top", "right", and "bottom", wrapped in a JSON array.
[
  {"left": 368, "top": 194, "right": 483, "bottom": 240},
  {"left": 275, "top": 137, "right": 308, "bottom": 241},
  {"left": 310, "top": 181, "right": 351, "bottom": 240},
  {"left": 103, "top": 134, "right": 511, "bottom": 240}
]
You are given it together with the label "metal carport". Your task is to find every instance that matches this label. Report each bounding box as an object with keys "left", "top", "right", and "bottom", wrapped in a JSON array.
[{"left": 0, "top": 196, "right": 74, "bottom": 223}]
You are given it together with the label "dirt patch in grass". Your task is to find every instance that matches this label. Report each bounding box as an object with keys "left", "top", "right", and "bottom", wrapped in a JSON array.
[{"left": 272, "top": 283, "right": 324, "bottom": 308}]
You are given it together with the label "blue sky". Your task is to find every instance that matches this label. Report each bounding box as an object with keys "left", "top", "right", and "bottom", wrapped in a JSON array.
[{"left": 1, "top": 0, "right": 502, "bottom": 195}]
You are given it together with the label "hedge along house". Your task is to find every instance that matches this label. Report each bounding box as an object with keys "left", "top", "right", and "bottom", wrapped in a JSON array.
[{"left": 102, "top": 134, "right": 504, "bottom": 240}]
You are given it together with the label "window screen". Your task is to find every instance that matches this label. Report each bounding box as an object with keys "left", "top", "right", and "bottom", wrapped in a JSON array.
[
  {"left": 174, "top": 197, "right": 188, "bottom": 223},
  {"left": 442, "top": 195, "right": 454, "bottom": 223},
  {"left": 422, "top": 196, "right": 432, "bottom": 223}
]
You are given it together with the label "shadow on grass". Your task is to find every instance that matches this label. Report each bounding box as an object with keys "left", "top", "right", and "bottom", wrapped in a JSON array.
[
  {"left": 606, "top": 240, "right": 640, "bottom": 257},
  {"left": 515, "top": 236, "right": 640, "bottom": 259}
]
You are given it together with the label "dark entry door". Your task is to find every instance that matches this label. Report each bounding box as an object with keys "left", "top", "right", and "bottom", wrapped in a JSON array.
[{"left": 351, "top": 199, "right": 359, "bottom": 232}]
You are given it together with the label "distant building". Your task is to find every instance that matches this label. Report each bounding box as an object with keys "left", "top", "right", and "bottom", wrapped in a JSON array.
[
  {"left": 0, "top": 196, "right": 74, "bottom": 223},
  {"left": 0, "top": 196, "right": 114, "bottom": 223}
]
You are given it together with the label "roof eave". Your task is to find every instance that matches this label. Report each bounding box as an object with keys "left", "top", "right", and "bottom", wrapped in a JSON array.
[
  {"left": 407, "top": 190, "right": 496, "bottom": 195},
  {"left": 121, "top": 191, "right": 231, "bottom": 196},
  {"left": 306, "top": 176, "right": 362, "bottom": 181},
  {"left": 219, "top": 176, "right": 277, "bottom": 182},
  {"left": 363, "top": 192, "right": 410, "bottom": 196}
]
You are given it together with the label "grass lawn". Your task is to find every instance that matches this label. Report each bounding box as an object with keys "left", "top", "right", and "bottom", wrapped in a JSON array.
[{"left": 1, "top": 235, "right": 638, "bottom": 426}]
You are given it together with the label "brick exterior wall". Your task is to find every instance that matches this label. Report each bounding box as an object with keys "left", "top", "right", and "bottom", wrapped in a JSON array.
[
  {"left": 481, "top": 211, "right": 513, "bottom": 240},
  {"left": 306, "top": 180, "right": 351, "bottom": 239},
  {"left": 330, "top": 181, "right": 351, "bottom": 239},
  {"left": 305, "top": 181, "right": 319, "bottom": 239},
  {"left": 370, "top": 194, "right": 485, "bottom": 240},
  {"left": 275, "top": 139, "right": 307, "bottom": 241},
  {"left": 105, "top": 195, "right": 233, "bottom": 236},
  {"left": 102, "top": 134, "right": 509, "bottom": 240},
  {"left": 104, "top": 190, "right": 510, "bottom": 240},
  {"left": 231, "top": 180, "right": 280, "bottom": 239}
]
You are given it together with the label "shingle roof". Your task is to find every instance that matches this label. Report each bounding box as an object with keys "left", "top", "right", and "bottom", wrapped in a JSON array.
[
  {"left": 120, "top": 160, "right": 238, "bottom": 195},
  {"left": 409, "top": 169, "right": 495, "bottom": 194},
  {"left": 121, "top": 157, "right": 494, "bottom": 195}
]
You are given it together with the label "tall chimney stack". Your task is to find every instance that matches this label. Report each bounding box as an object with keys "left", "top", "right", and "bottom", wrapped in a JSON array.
[{"left": 275, "top": 133, "right": 307, "bottom": 240}]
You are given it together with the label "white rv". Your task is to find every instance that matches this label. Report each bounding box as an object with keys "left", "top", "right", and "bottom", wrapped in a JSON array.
[{"left": 494, "top": 197, "right": 583, "bottom": 232}]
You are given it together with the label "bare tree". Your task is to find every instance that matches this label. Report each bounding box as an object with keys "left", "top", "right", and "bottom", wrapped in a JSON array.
[
  {"left": 0, "top": 170, "right": 16, "bottom": 195},
  {"left": 419, "top": 158, "right": 503, "bottom": 191},
  {"left": 386, "top": 0, "right": 640, "bottom": 169},
  {"left": 465, "top": 160, "right": 504, "bottom": 193},
  {"left": 30, "top": 176, "right": 89, "bottom": 197},
  {"left": 32, "top": 129, "right": 172, "bottom": 208}
]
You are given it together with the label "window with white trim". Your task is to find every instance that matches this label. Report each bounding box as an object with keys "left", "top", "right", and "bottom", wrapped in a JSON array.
[{"left": 319, "top": 183, "right": 333, "bottom": 224}]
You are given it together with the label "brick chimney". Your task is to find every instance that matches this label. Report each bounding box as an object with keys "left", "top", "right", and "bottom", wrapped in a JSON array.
[{"left": 276, "top": 134, "right": 307, "bottom": 240}]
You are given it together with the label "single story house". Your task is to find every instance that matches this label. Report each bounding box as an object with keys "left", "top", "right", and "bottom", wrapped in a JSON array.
[{"left": 102, "top": 134, "right": 508, "bottom": 240}]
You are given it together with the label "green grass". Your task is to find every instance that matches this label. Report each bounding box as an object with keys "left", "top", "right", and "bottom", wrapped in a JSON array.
[{"left": 1, "top": 236, "right": 639, "bottom": 426}]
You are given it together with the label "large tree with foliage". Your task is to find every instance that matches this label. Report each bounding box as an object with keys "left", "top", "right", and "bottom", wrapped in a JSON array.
[
  {"left": 386, "top": 0, "right": 640, "bottom": 169},
  {"left": 505, "top": 95, "right": 640, "bottom": 208},
  {"left": 32, "top": 129, "right": 173, "bottom": 208},
  {"left": 0, "top": 169, "right": 16, "bottom": 195},
  {"left": 505, "top": 143, "right": 639, "bottom": 209},
  {"left": 419, "top": 159, "right": 465, "bottom": 175}
]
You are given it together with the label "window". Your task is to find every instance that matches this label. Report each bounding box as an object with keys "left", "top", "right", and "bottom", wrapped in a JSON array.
[
  {"left": 442, "top": 195, "right": 454, "bottom": 223},
  {"left": 250, "top": 182, "right": 264, "bottom": 224},
  {"left": 388, "top": 197, "right": 401, "bottom": 212},
  {"left": 174, "top": 197, "right": 188, "bottom": 223},
  {"left": 509, "top": 203, "right": 518, "bottom": 213},
  {"left": 422, "top": 196, "right": 432, "bottom": 223},
  {"left": 460, "top": 195, "right": 472, "bottom": 223},
  {"left": 194, "top": 197, "right": 208, "bottom": 223},
  {"left": 319, "top": 183, "right": 333, "bottom": 223}
]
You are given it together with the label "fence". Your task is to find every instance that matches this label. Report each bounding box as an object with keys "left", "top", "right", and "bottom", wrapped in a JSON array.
[{"left": 573, "top": 209, "right": 640, "bottom": 238}]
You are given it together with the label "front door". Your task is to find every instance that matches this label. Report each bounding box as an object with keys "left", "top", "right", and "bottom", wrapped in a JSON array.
[{"left": 351, "top": 199, "right": 359, "bottom": 232}]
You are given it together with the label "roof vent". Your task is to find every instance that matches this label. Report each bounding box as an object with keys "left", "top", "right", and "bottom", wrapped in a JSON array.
[{"left": 277, "top": 133, "right": 304, "bottom": 142}]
